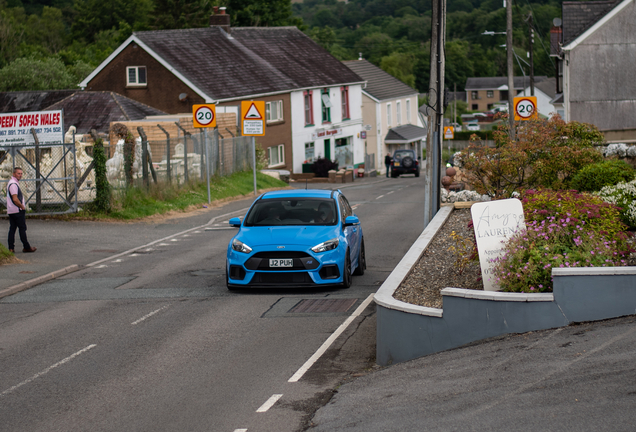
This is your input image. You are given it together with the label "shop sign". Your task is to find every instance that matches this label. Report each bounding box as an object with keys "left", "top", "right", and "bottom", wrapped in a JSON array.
[
  {"left": 311, "top": 128, "right": 342, "bottom": 140},
  {"left": 0, "top": 110, "right": 63, "bottom": 145}
]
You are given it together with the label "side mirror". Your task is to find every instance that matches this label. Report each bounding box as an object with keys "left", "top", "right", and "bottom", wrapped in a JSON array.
[
  {"left": 229, "top": 217, "right": 241, "bottom": 228},
  {"left": 344, "top": 216, "right": 360, "bottom": 226}
]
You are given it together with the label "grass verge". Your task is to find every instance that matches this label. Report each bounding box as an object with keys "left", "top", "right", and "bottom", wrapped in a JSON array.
[
  {"left": 73, "top": 171, "right": 288, "bottom": 220},
  {"left": 0, "top": 243, "right": 16, "bottom": 265}
]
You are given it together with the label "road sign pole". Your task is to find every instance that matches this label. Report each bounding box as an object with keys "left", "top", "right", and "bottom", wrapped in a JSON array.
[
  {"left": 204, "top": 128, "right": 211, "bottom": 204},
  {"left": 252, "top": 136, "right": 257, "bottom": 195}
]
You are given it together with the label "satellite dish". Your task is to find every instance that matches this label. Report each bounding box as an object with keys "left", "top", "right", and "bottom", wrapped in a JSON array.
[
  {"left": 179, "top": 93, "right": 188, "bottom": 102},
  {"left": 553, "top": 18, "right": 562, "bottom": 27}
]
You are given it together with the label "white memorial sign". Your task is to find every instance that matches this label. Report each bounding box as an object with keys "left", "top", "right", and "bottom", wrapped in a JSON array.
[
  {"left": 471, "top": 198, "right": 526, "bottom": 291},
  {"left": 0, "top": 110, "right": 64, "bottom": 146}
]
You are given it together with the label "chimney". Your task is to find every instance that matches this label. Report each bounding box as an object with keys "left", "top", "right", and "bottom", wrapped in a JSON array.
[{"left": 210, "top": 6, "right": 231, "bottom": 33}]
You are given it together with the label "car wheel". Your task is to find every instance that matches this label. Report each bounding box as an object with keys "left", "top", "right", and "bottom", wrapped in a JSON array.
[
  {"left": 415, "top": 169, "right": 420, "bottom": 177},
  {"left": 342, "top": 249, "right": 352, "bottom": 288},
  {"left": 353, "top": 238, "right": 366, "bottom": 276},
  {"left": 391, "top": 169, "right": 398, "bottom": 178}
]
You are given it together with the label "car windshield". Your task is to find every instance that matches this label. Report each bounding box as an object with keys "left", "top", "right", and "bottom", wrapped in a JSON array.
[
  {"left": 393, "top": 151, "right": 413, "bottom": 160},
  {"left": 244, "top": 198, "right": 338, "bottom": 226}
]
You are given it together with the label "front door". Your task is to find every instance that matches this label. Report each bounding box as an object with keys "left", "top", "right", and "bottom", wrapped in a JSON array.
[{"left": 324, "top": 139, "right": 331, "bottom": 160}]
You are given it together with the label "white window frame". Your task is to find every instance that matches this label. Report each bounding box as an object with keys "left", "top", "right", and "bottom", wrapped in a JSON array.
[
  {"left": 386, "top": 103, "right": 392, "bottom": 127},
  {"left": 406, "top": 99, "right": 411, "bottom": 124},
  {"left": 268, "top": 144, "right": 285, "bottom": 167},
  {"left": 126, "top": 66, "right": 147, "bottom": 87},
  {"left": 266, "top": 100, "right": 283, "bottom": 123},
  {"left": 396, "top": 101, "right": 402, "bottom": 125}
]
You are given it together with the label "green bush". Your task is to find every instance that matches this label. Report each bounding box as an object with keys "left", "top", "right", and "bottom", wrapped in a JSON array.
[
  {"left": 570, "top": 160, "right": 635, "bottom": 192},
  {"left": 452, "top": 130, "right": 494, "bottom": 141},
  {"left": 492, "top": 189, "right": 632, "bottom": 292},
  {"left": 596, "top": 179, "right": 636, "bottom": 229}
]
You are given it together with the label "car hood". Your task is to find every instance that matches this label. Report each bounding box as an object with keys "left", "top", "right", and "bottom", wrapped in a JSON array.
[{"left": 236, "top": 225, "right": 338, "bottom": 247}]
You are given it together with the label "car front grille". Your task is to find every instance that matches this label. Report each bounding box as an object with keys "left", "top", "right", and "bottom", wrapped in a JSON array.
[{"left": 253, "top": 272, "right": 313, "bottom": 284}]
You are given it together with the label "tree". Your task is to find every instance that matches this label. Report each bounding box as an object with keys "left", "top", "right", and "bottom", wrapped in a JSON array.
[
  {"left": 71, "top": 0, "right": 154, "bottom": 43},
  {"left": 380, "top": 52, "right": 416, "bottom": 88},
  {"left": 0, "top": 56, "right": 78, "bottom": 91},
  {"left": 152, "top": 0, "right": 213, "bottom": 30},
  {"left": 225, "top": 0, "right": 303, "bottom": 28}
]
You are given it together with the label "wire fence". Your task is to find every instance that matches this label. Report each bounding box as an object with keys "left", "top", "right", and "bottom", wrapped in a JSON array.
[
  {"left": 1, "top": 127, "right": 256, "bottom": 216},
  {"left": 104, "top": 128, "right": 254, "bottom": 188}
]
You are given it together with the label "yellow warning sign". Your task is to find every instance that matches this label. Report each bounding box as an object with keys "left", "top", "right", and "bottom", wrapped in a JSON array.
[
  {"left": 443, "top": 126, "right": 454, "bottom": 139},
  {"left": 241, "top": 101, "right": 266, "bottom": 136},
  {"left": 192, "top": 104, "right": 216, "bottom": 128}
]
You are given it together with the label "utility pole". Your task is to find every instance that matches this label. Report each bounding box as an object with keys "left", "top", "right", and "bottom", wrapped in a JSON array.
[
  {"left": 529, "top": 13, "right": 535, "bottom": 96},
  {"left": 424, "top": 0, "right": 446, "bottom": 228},
  {"left": 507, "top": 0, "right": 515, "bottom": 140}
]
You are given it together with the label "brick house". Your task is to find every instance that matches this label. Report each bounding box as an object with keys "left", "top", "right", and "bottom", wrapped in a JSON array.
[
  {"left": 79, "top": 12, "right": 365, "bottom": 173},
  {"left": 465, "top": 76, "right": 548, "bottom": 112}
]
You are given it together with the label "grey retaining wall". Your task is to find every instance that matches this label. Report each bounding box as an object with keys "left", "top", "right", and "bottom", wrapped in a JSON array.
[{"left": 374, "top": 206, "right": 636, "bottom": 366}]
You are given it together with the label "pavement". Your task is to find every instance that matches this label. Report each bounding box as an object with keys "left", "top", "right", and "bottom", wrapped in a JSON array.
[{"left": 4, "top": 172, "right": 635, "bottom": 431}]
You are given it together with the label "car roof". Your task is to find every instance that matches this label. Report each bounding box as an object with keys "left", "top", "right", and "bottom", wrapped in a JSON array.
[{"left": 260, "top": 189, "right": 339, "bottom": 200}]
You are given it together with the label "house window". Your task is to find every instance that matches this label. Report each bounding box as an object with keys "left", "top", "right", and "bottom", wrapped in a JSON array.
[
  {"left": 406, "top": 99, "right": 411, "bottom": 124},
  {"left": 321, "top": 89, "right": 332, "bottom": 123},
  {"left": 266, "top": 100, "right": 283, "bottom": 123},
  {"left": 487, "top": 90, "right": 494, "bottom": 98},
  {"left": 396, "top": 101, "right": 402, "bottom": 125},
  {"left": 386, "top": 103, "right": 392, "bottom": 127},
  {"left": 268, "top": 144, "right": 285, "bottom": 167},
  {"left": 126, "top": 66, "right": 147, "bottom": 87},
  {"left": 472, "top": 104, "right": 478, "bottom": 110},
  {"left": 335, "top": 137, "right": 353, "bottom": 167},
  {"left": 500, "top": 90, "right": 508, "bottom": 101},
  {"left": 304, "top": 91, "right": 314, "bottom": 126},
  {"left": 471, "top": 91, "right": 479, "bottom": 100},
  {"left": 304, "top": 142, "right": 315, "bottom": 162},
  {"left": 341, "top": 86, "right": 350, "bottom": 120}
]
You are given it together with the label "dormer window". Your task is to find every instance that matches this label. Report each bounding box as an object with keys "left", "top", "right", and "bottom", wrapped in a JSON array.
[{"left": 127, "top": 66, "right": 147, "bottom": 87}]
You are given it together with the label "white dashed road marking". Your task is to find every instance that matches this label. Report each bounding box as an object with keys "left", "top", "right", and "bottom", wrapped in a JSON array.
[
  {"left": 0, "top": 345, "right": 97, "bottom": 397},
  {"left": 131, "top": 306, "right": 169, "bottom": 325},
  {"left": 256, "top": 394, "right": 283, "bottom": 413}
]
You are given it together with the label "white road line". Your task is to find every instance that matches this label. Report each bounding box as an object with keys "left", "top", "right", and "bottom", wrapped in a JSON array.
[
  {"left": 256, "top": 394, "right": 283, "bottom": 413},
  {"left": 95, "top": 264, "right": 108, "bottom": 268},
  {"left": 387, "top": 191, "right": 394, "bottom": 195},
  {"left": 375, "top": 195, "right": 385, "bottom": 200},
  {"left": 233, "top": 429, "right": 248, "bottom": 432},
  {"left": 86, "top": 207, "right": 250, "bottom": 268},
  {"left": 170, "top": 239, "right": 178, "bottom": 242},
  {"left": 288, "top": 293, "right": 375, "bottom": 383},
  {"left": 132, "top": 306, "right": 169, "bottom": 325},
  {"left": 0, "top": 344, "right": 97, "bottom": 397}
]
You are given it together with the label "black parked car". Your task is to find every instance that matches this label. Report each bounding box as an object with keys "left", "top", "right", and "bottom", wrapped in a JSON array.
[{"left": 390, "top": 149, "right": 420, "bottom": 177}]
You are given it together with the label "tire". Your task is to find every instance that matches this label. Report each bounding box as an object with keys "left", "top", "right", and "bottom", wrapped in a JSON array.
[
  {"left": 402, "top": 157, "right": 413, "bottom": 168},
  {"left": 415, "top": 169, "right": 420, "bottom": 177},
  {"left": 391, "top": 169, "right": 398, "bottom": 178},
  {"left": 341, "top": 250, "right": 352, "bottom": 288},
  {"left": 353, "top": 238, "right": 366, "bottom": 276}
]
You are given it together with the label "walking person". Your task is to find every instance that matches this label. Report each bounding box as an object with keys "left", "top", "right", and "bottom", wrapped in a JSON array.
[
  {"left": 7, "top": 167, "right": 36, "bottom": 253},
  {"left": 385, "top": 153, "right": 392, "bottom": 178}
]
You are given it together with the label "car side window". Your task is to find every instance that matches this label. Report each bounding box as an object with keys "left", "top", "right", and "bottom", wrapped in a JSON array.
[{"left": 338, "top": 195, "right": 352, "bottom": 222}]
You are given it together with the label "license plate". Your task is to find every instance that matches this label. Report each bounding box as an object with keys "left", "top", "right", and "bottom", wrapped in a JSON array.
[
  {"left": 270, "top": 259, "right": 293, "bottom": 267},
  {"left": 394, "top": 162, "right": 400, "bottom": 166}
]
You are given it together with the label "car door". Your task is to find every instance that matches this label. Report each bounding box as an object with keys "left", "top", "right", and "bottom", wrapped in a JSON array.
[{"left": 339, "top": 195, "right": 359, "bottom": 263}]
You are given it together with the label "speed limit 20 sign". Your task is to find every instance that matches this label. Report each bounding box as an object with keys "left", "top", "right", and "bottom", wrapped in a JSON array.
[
  {"left": 513, "top": 96, "right": 538, "bottom": 121},
  {"left": 193, "top": 104, "right": 217, "bottom": 128}
]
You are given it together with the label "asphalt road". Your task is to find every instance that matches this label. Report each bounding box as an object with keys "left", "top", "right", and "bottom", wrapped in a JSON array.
[
  {"left": 0, "top": 174, "right": 426, "bottom": 432},
  {"left": 309, "top": 315, "right": 636, "bottom": 431}
]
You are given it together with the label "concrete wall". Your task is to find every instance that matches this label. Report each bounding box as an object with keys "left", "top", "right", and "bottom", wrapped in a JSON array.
[{"left": 375, "top": 206, "right": 636, "bottom": 366}]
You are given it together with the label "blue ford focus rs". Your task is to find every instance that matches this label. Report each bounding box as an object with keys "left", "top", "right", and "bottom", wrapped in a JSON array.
[{"left": 226, "top": 189, "right": 365, "bottom": 289}]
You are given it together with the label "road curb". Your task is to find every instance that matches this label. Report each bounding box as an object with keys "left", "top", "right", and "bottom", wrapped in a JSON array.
[{"left": 0, "top": 264, "right": 81, "bottom": 300}]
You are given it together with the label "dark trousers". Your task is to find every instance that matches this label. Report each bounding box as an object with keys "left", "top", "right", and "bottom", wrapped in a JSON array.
[
  {"left": 8, "top": 210, "right": 30, "bottom": 250},
  {"left": 386, "top": 164, "right": 391, "bottom": 177}
]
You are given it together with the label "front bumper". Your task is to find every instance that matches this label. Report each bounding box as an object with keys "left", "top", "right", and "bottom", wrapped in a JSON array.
[{"left": 227, "top": 246, "right": 345, "bottom": 288}]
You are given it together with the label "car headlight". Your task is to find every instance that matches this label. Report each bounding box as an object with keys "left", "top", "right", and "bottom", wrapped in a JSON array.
[
  {"left": 231, "top": 239, "right": 252, "bottom": 254},
  {"left": 311, "top": 238, "right": 339, "bottom": 253}
]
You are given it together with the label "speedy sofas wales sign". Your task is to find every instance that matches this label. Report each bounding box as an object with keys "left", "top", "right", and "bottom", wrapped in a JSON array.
[{"left": 0, "top": 110, "right": 64, "bottom": 146}]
